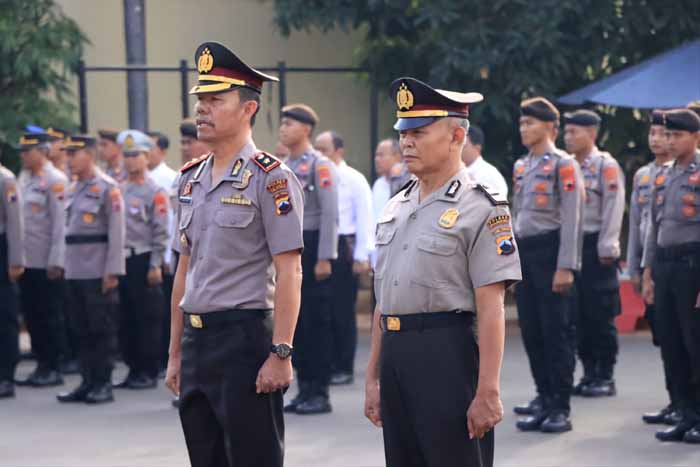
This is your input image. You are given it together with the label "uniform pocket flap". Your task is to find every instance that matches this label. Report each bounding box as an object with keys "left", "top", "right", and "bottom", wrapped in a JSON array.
[
  {"left": 375, "top": 224, "right": 397, "bottom": 245},
  {"left": 416, "top": 233, "right": 458, "bottom": 256},
  {"left": 214, "top": 209, "right": 255, "bottom": 228},
  {"left": 179, "top": 206, "right": 194, "bottom": 229}
]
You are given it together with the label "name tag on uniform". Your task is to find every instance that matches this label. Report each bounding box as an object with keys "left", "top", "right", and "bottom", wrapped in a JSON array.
[{"left": 221, "top": 194, "right": 251, "bottom": 206}]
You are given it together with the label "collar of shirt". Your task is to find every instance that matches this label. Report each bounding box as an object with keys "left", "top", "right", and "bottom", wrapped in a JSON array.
[
  {"left": 195, "top": 141, "right": 257, "bottom": 191},
  {"left": 405, "top": 167, "right": 469, "bottom": 208},
  {"left": 671, "top": 151, "right": 700, "bottom": 175}
]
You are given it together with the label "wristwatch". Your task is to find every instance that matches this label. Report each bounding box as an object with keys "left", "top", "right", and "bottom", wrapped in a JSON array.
[{"left": 270, "top": 343, "right": 293, "bottom": 359}]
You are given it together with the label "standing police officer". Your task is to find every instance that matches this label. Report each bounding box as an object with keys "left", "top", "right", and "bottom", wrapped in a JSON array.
[
  {"left": 57, "top": 136, "right": 125, "bottom": 404},
  {"left": 16, "top": 133, "right": 68, "bottom": 387},
  {"left": 642, "top": 109, "right": 700, "bottom": 443},
  {"left": 563, "top": 110, "right": 625, "bottom": 397},
  {"left": 512, "top": 97, "right": 584, "bottom": 433},
  {"left": 0, "top": 154, "right": 25, "bottom": 399},
  {"left": 165, "top": 42, "right": 304, "bottom": 467},
  {"left": 365, "top": 77, "right": 521, "bottom": 467},
  {"left": 114, "top": 130, "right": 169, "bottom": 389},
  {"left": 98, "top": 129, "right": 128, "bottom": 184},
  {"left": 278, "top": 103, "right": 339, "bottom": 415}
]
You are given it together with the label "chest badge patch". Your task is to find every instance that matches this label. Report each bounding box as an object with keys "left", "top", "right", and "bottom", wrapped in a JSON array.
[
  {"left": 438, "top": 208, "right": 459, "bottom": 229},
  {"left": 231, "top": 169, "right": 253, "bottom": 190},
  {"left": 221, "top": 194, "right": 252, "bottom": 206}
]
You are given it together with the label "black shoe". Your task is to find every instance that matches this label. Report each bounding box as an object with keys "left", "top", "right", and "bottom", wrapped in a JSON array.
[
  {"left": 296, "top": 395, "right": 332, "bottom": 415},
  {"left": 513, "top": 396, "right": 543, "bottom": 415},
  {"left": 171, "top": 397, "right": 180, "bottom": 409},
  {"left": 57, "top": 382, "right": 91, "bottom": 403},
  {"left": 573, "top": 378, "right": 593, "bottom": 396},
  {"left": 516, "top": 411, "right": 549, "bottom": 431},
  {"left": 656, "top": 419, "right": 697, "bottom": 442},
  {"left": 157, "top": 368, "right": 166, "bottom": 379},
  {"left": 683, "top": 425, "right": 700, "bottom": 444},
  {"left": 581, "top": 379, "right": 616, "bottom": 398},
  {"left": 30, "top": 369, "right": 64, "bottom": 387},
  {"left": 330, "top": 371, "right": 354, "bottom": 386},
  {"left": 127, "top": 375, "right": 157, "bottom": 390},
  {"left": 540, "top": 411, "right": 573, "bottom": 433},
  {"left": 664, "top": 410, "right": 683, "bottom": 426},
  {"left": 0, "top": 380, "right": 15, "bottom": 399},
  {"left": 85, "top": 384, "right": 114, "bottom": 404},
  {"left": 643, "top": 405, "right": 674, "bottom": 424},
  {"left": 113, "top": 372, "right": 136, "bottom": 389},
  {"left": 60, "top": 359, "right": 80, "bottom": 375},
  {"left": 284, "top": 381, "right": 311, "bottom": 413}
]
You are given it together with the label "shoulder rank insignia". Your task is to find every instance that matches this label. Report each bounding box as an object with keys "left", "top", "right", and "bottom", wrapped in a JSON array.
[
  {"left": 252, "top": 152, "right": 281, "bottom": 173},
  {"left": 180, "top": 153, "right": 210, "bottom": 174},
  {"left": 400, "top": 179, "right": 417, "bottom": 198},
  {"left": 475, "top": 184, "right": 509, "bottom": 206},
  {"left": 445, "top": 180, "right": 462, "bottom": 198}
]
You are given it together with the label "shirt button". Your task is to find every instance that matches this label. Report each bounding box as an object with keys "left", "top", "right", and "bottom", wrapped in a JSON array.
[
  {"left": 202, "top": 224, "right": 207, "bottom": 231},
  {"left": 393, "top": 280, "right": 398, "bottom": 286},
  {"left": 205, "top": 194, "right": 211, "bottom": 202},
  {"left": 403, "top": 244, "right": 408, "bottom": 250},
  {"left": 410, "top": 213, "right": 417, "bottom": 220}
]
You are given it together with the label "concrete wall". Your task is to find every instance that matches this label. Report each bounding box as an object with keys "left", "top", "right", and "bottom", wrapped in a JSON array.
[{"left": 56, "top": 0, "right": 395, "bottom": 174}]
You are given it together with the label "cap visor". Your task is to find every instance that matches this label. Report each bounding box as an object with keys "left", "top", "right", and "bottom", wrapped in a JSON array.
[
  {"left": 393, "top": 117, "right": 439, "bottom": 131},
  {"left": 189, "top": 82, "right": 235, "bottom": 95}
]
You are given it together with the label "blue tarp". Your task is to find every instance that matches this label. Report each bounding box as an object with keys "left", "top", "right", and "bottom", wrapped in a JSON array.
[{"left": 558, "top": 39, "right": 700, "bottom": 108}]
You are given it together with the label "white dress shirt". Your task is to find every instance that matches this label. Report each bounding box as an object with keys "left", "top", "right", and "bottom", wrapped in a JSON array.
[
  {"left": 465, "top": 155, "right": 509, "bottom": 197},
  {"left": 148, "top": 161, "right": 178, "bottom": 267},
  {"left": 372, "top": 176, "right": 391, "bottom": 222},
  {"left": 336, "top": 160, "right": 374, "bottom": 262}
]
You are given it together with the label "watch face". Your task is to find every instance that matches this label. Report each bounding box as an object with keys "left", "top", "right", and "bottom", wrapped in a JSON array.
[{"left": 274, "top": 344, "right": 292, "bottom": 359}]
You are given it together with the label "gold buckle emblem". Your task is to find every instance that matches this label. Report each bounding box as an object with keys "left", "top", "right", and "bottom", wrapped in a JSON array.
[
  {"left": 189, "top": 315, "right": 203, "bottom": 328},
  {"left": 386, "top": 317, "right": 401, "bottom": 331},
  {"left": 197, "top": 48, "right": 214, "bottom": 73}
]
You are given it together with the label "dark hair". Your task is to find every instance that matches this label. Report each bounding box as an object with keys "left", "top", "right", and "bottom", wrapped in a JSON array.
[
  {"left": 238, "top": 87, "right": 261, "bottom": 127},
  {"left": 147, "top": 131, "right": 170, "bottom": 150},
  {"left": 380, "top": 138, "right": 401, "bottom": 156},
  {"left": 328, "top": 131, "right": 344, "bottom": 150},
  {"left": 467, "top": 125, "right": 485, "bottom": 148}
]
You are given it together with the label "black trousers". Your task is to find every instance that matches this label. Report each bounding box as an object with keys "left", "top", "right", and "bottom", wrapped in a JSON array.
[
  {"left": 160, "top": 269, "right": 174, "bottom": 369},
  {"left": 652, "top": 243, "right": 700, "bottom": 413},
  {"left": 380, "top": 318, "right": 493, "bottom": 467},
  {"left": 330, "top": 234, "right": 359, "bottom": 374},
  {"left": 179, "top": 312, "right": 284, "bottom": 467},
  {"left": 19, "top": 269, "right": 67, "bottom": 370},
  {"left": 646, "top": 304, "right": 677, "bottom": 406},
  {"left": 66, "top": 279, "right": 119, "bottom": 387},
  {"left": 515, "top": 230, "right": 577, "bottom": 412},
  {"left": 118, "top": 252, "right": 164, "bottom": 378},
  {"left": 0, "top": 235, "right": 18, "bottom": 382},
  {"left": 293, "top": 230, "right": 333, "bottom": 387},
  {"left": 576, "top": 233, "right": 620, "bottom": 380}
]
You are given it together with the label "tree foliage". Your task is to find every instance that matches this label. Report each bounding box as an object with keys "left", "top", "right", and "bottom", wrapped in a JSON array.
[
  {"left": 0, "top": 0, "right": 87, "bottom": 170},
  {"left": 272, "top": 0, "right": 700, "bottom": 174}
]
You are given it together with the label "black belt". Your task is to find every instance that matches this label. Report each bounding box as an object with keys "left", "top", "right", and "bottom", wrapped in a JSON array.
[
  {"left": 583, "top": 232, "right": 599, "bottom": 250},
  {"left": 380, "top": 311, "right": 474, "bottom": 333},
  {"left": 657, "top": 242, "right": 700, "bottom": 261},
  {"left": 184, "top": 309, "right": 271, "bottom": 329},
  {"left": 516, "top": 229, "right": 559, "bottom": 250},
  {"left": 65, "top": 234, "right": 108, "bottom": 245}
]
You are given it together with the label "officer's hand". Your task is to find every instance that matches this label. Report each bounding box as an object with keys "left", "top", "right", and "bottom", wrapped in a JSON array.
[
  {"left": 364, "top": 379, "right": 382, "bottom": 427},
  {"left": 147, "top": 267, "right": 163, "bottom": 287},
  {"left": 642, "top": 268, "right": 654, "bottom": 305},
  {"left": 352, "top": 260, "right": 370, "bottom": 276},
  {"left": 631, "top": 274, "right": 642, "bottom": 296},
  {"left": 256, "top": 355, "right": 293, "bottom": 394},
  {"left": 552, "top": 269, "right": 574, "bottom": 294},
  {"left": 8, "top": 266, "right": 24, "bottom": 283},
  {"left": 165, "top": 353, "right": 181, "bottom": 396},
  {"left": 102, "top": 274, "right": 118, "bottom": 294},
  {"left": 599, "top": 256, "right": 615, "bottom": 266},
  {"left": 467, "top": 390, "right": 503, "bottom": 439},
  {"left": 314, "top": 260, "right": 332, "bottom": 281},
  {"left": 47, "top": 266, "right": 64, "bottom": 281}
]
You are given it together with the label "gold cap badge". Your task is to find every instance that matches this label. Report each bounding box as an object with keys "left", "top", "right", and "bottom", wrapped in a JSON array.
[
  {"left": 438, "top": 208, "right": 459, "bottom": 229},
  {"left": 396, "top": 83, "right": 414, "bottom": 111},
  {"left": 124, "top": 134, "right": 135, "bottom": 149},
  {"left": 197, "top": 47, "right": 214, "bottom": 74}
]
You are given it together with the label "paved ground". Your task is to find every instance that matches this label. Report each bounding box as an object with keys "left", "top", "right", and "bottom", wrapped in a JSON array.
[{"left": 2, "top": 329, "right": 699, "bottom": 467}]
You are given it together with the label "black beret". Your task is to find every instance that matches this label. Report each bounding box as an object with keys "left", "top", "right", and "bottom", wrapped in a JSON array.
[
  {"left": 650, "top": 110, "right": 665, "bottom": 126},
  {"left": 563, "top": 110, "right": 601, "bottom": 127},
  {"left": 664, "top": 109, "right": 700, "bottom": 133},
  {"left": 687, "top": 101, "right": 700, "bottom": 119},
  {"left": 281, "top": 104, "right": 320, "bottom": 126},
  {"left": 97, "top": 129, "right": 119, "bottom": 141},
  {"left": 179, "top": 119, "right": 198, "bottom": 139},
  {"left": 520, "top": 97, "right": 560, "bottom": 122}
]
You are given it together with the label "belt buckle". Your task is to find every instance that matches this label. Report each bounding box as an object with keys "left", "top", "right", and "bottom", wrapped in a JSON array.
[
  {"left": 189, "top": 314, "right": 203, "bottom": 329},
  {"left": 386, "top": 316, "right": 401, "bottom": 332}
]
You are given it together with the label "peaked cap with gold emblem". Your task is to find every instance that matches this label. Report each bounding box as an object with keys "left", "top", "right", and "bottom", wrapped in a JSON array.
[
  {"left": 62, "top": 135, "right": 97, "bottom": 151},
  {"left": 14, "top": 132, "right": 52, "bottom": 150},
  {"left": 189, "top": 42, "right": 278, "bottom": 95},
  {"left": 389, "top": 77, "right": 483, "bottom": 131}
]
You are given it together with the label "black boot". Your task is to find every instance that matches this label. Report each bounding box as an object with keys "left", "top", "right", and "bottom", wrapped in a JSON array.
[
  {"left": 127, "top": 373, "right": 157, "bottom": 390},
  {"left": 573, "top": 361, "right": 595, "bottom": 396},
  {"left": 513, "top": 395, "right": 543, "bottom": 415},
  {"left": 516, "top": 410, "right": 549, "bottom": 431},
  {"left": 656, "top": 411, "right": 698, "bottom": 442},
  {"left": 296, "top": 381, "right": 332, "bottom": 415},
  {"left": 664, "top": 409, "right": 683, "bottom": 426},
  {"left": 85, "top": 383, "right": 114, "bottom": 404},
  {"left": 582, "top": 379, "right": 616, "bottom": 397},
  {"left": 284, "top": 380, "right": 311, "bottom": 413},
  {"left": 57, "top": 381, "right": 92, "bottom": 403},
  {"left": 683, "top": 424, "right": 700, "bottom": 444},
  {"left": 643, "top": 404, "right": 675, "bottom": 424},
  {"left": 0, "top": 380, "right": 15, "bottom": 399},
  {"left": 30, "top": 367, "right": 64, "bottom": 387},
  {"left": 540, "top": 411, "right": 573, "bottom": 433}
]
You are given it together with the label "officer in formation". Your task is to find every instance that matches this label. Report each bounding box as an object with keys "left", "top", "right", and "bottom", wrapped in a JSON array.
[
  {"left": 511, "top": 97, "right": 584, "bottom": 433},
  {"left": 563, "top": 110, "right": 625, "bottom": 397},
  {"left": 15, "top": 133, "right": 68, "bottom": 387},
  {"left": 365, "top": 76, "right": 521, "bottom": 467},
  {"left": 178, "top": 118, "right": 211, "bottom": 166},
  {"left": 98, "top": 129, "right": 128, "bottom": 184},
  {"left": 47, "top": 127, "right": 71, "bottom": 177},
  {"left": 0, "top": 154, "right": 24, "bottom": 399},
  {"left": 165, "top": 41, "right": 304, "bottom": 467},
  {"left": 628, "top": 110, "right": 679, "bottom": 425},
  {"left": 57, "top": 136, "right": 125, "bottom": 404},
  {"left": 278, "top": 103, "right": 339, "bottom": 415},
  {"left": 642, "top": 108, "right": 700, "bottom": 444},
  {"left": 114, "top": 130, "right": 169, "bottom": 390}
]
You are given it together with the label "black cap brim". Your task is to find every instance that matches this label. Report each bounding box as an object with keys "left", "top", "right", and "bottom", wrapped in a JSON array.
[{"left": 394, "top": 117, "right": 440, "bottom": 131}]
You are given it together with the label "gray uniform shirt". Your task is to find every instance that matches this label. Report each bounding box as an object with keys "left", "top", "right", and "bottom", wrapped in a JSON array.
[
  {"left": 64, "top": 169, "right": 126, "bottom": 279},
  {"left": 626, "top": 160, "right": 672, "bottom": 277},
  {"left": 374, "top": 167, "right": 522, "bottom": 315},
  {"left": 0, "top": 165, "right": 25, "bottom": 268},
  {"left": 643, "top": 152, "right": 700, "bottom": 267},
  {"left": 580, "top": 149, "right": 626, "bottom": 258},
  {"left": 177, "top": 142, "right": 304, "bottom": 313},
  {"left": 122, "top": 177, "right": 170, "bottom": 269},
  {"left": 285, "top": 149, "right": 339, "bottom": 260},
  {"left": 389, "top": 162, "right": 412, "bottom": 197},
  {"left": 20, "top": 162, "right": 68, "bottom": 269},
  {"left": 512, "top": 148, "right": 584, "bottom": 271},
  {"left": 106, "top": 161, "right": 128, "bottom": 184}
]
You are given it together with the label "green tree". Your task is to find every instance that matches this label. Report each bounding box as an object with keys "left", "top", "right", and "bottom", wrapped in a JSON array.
[
  {"left": 272, "top": 0, "right": 700, "bottom": 175},
  {"left": 0, "top": 0, "right": 87, "bottom": 170}
]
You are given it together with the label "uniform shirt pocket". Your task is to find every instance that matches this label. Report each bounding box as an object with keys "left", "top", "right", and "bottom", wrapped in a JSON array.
[
  {"left": 214, "top": 209, "right": 256, "bottom": 228},
  {"left": 25, "top": 192, "right": 47, "bottom": 214},
  {"left": 79, "top": 202, "right": 101, "bottom": 227},
  {"left": 375, "top": 221, "right": 397, "bottom": 246},
  {"left": 527, "top": 179, "right": 555, "bottom": 212},
  {"left": 416, "top": 233, "right": 459, "bottom": 256},
  {"left": 179, "top": 206, "right": 194, "bottom": 230}
]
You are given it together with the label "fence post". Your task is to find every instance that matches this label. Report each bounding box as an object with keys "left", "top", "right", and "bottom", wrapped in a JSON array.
[
  {"left": 78, "top": 60, "right": 88, "bottom": 133},
  {"left": 369, "top": 75, "right": 379, "bottom": 182},
  {"left": 277, "top": 61, "right": 287, "bottom": 110},
  {"left": 180, "top": 59, "right": 189, "bottom": 119}
]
